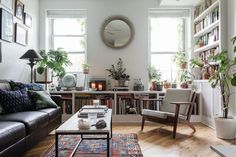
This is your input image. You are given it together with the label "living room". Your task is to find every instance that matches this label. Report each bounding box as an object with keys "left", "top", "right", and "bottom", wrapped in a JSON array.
[{"left": 0, "top": 0, "right": 236, "bottom": 156}]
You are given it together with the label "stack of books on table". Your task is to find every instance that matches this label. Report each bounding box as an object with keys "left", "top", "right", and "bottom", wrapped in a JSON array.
[{"left": 77, "top": 105, "right": 108, "bottom": 118}]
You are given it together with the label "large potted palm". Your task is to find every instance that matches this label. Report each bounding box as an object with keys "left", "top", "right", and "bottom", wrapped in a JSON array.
[{"left": 209, "top": 36, "right": 236, "bottom": 139}]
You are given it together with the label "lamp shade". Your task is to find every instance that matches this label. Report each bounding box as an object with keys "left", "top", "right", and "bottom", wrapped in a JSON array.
[{"left": 20, "top": 49, "right": 42, "bottom": 61}]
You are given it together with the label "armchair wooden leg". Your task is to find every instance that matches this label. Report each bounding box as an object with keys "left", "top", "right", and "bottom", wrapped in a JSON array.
[
  {"left": 141, "top": 116, "right": 145, "bottom": 131},
  {"left": 187, "top": 121, "right": 196, "bottom": 132},
  {"left": 173, "top": 104, "right": 180, "bottom": 139},
  {"left": 173, "top": 121, "right": 178, "bottom": 138}
]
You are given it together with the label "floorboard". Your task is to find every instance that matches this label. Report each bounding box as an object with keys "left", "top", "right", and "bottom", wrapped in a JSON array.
[{"left": 23, "top": 123, "right": 235, "bottom": 157}]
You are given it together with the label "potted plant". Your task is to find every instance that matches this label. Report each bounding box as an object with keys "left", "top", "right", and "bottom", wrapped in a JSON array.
[
  {"left": 36, "top": 48, "right": 71, "bottom": 88},
  {"left": 82, "top": 63, "right": 90, "bottom": 74},
  {"left": 147, "top": 65, "right": 162, "bottom": 91},
  {"left": 106, "top": 58, "right": 130, "bottom": 87},
  {"left": 208, "top": 36, "right": 236, "bottom": 139},
  {"left": 173, "top": 52, "right": 187, "bottom": 69}
]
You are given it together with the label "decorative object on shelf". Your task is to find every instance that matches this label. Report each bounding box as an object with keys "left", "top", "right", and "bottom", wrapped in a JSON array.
[
  {"left": 82, "top": 63, "right": 90, "bottom": 90},
  {"left": 163, "top": 80, "right": 171, "bottom": 90},
  {"left": 133, "top": 78, "right": 144, "bottom": 91},
  {"left": 62, "top": 73, "right": 77, "bottom": 90},
  {"left": 0, "top": 8, "right": 13, "bottom": 42},
  {"left": 24, "top": 12, "right": 32, "bottom": 28},
  {"left": 101, "top": 15, "right": 134, "bottom": 49},
  {"left": 20, "top": 49, "right": 42, "bottom": 83},
  {"left": 88, "top": 77, "right": 106, "bottom": 91},
  {"left": 0, "top": 0, "right": 13, "bottom": 10},
  {"left": 190, "top": 57, "right": 204, "bottom": 79},
  {"left": 106, "top": 58, "right": 130, "bottom": 88},
  {"left": 15, "top": 0, "right": 24, "bottom": 20},
  {"left": 147, "top": 65, "right": 162, "bottom": 91},
  {"left": 208, "top": 36, "right": 236, "bottom": 139},
  {"left": 15, "top": 23, "right": 28, "bottom": 46}
]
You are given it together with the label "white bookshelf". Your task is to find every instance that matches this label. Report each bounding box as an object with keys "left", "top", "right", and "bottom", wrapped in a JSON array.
[
  {"left": 194, "top": 20, "right": 219, "bottom": 38},
  {"left": 194, "top": 40, "right": 219, "bottom": 53}
]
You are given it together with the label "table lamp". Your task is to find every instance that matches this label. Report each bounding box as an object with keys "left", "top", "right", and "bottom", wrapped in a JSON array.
[{"left": 20, "top": 49, "right": 42, "bottom": 83}]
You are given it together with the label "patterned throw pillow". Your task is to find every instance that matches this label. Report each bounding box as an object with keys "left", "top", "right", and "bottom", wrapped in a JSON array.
[
  {"left": 26, "top": 83, "right": 44, "bottom": 91},
  {"left": 0, "top": 88, "right": 35, "bottom": 113},
  {"left": 9, "top": 81, "right": 26, "bottom": 91},
  {"left": 28, "top": 91, "right": 57, "bottom": 110}
]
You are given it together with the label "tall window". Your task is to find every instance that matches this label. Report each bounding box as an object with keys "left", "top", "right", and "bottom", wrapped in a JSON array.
[
  {"left": 149, "top": 10, "right": 189, "bottom": 82},
  {"left": 48, "top": 10, "right": 87, "bottom": 73}
]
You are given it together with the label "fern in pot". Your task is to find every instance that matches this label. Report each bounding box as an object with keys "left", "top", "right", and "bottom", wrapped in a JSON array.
[{"left": 209, "top": 36, "right": 236, "bottom": 139}]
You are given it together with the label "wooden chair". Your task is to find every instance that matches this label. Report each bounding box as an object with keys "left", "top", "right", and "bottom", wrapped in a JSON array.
[{"left": 141, "top": 89, "right": 197, "bottom": 138}]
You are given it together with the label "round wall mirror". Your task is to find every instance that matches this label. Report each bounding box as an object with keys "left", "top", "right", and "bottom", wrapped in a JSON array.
[{"left": 101, "top": 16, "right": 134, "bottom": 49}]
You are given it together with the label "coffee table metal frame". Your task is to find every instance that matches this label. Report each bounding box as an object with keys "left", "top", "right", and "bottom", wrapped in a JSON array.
[{"left": 55, "top": 109, "right": 112, "bottom": 157}]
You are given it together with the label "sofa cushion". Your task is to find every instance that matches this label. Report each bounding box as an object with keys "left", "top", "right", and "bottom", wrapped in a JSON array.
[
  {"left": 9, "top": 81, "right": 44, "bottom": 91},
  {"left": 0, "top": 121, "right": 25, "bottom": 152},
  {"left": 0, "top": 88, "right": 35, "bottom": 113},
  {"left": 9, "top": 81, "right": 26, "bottom": 91},
  {"left": 38, "top": 107, "right": 61, "bottom": 122},
  {"left": 28, "top": 91, "right": 58, "bottom": 110},
  {"left": 0, "top": 111, "right": 49, "bottom": 134}
]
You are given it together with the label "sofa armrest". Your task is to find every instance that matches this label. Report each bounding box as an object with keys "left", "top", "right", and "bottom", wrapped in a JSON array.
[{"left": 51, "top": 95, "right": 63, "bottom": 108}]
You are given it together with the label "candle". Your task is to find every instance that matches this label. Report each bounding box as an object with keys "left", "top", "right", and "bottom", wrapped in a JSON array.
[
  {"left": 91, "top": 83, "right": 96, "bottom": 89},
  {"left": 98, "top": 84, "right": 102, "bottom": 91}
]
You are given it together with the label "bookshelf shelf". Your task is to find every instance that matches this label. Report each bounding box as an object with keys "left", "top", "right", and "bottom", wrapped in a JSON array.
[
  {"left": 194, "top": 0, "right": 219, "bottom": 23},
  {"left": 194, "top": 20, "right": 219, "bottom": 38},
  {"left": 194, "top": 40, "right": 219, "bottom": 53}
]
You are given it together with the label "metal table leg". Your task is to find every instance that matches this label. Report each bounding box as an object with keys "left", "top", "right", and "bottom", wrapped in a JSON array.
[{"left": 55, "top": 133, "right": 58, "bottom": 157}]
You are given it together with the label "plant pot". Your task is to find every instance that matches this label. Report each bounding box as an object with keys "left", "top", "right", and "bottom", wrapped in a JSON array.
[
  {"left": 214, "top": 117, "right": 236, "bottom": 139},
  {"left": 124, "top": 80, "right": 129, "bottom": 87},
  {"left": 180, "top": 82, "right": 188, "bottom": 88},
  {"left": 156, "top": 84, "right": 163, "bottom": 91},
  {"left": 181, "top": 62, "right": 187, "bottom": 69},
  {"left": 110, "top": 79, "right": 119, "bottom": 88}
]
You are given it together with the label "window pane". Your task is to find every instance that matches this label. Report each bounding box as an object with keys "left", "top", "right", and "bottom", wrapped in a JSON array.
[
  {"left": 151, "top": 54, "right": 177, "bottom": 82},
  {"left": 66, "top": 54, "right": 85, "bottom": 72},
  {"left": 54, "top": 37, "right": 85, "bottom": 52},
  {"left": 150, "top": 18, "right": 183, "bottom": 52},
  {"left": 54, "top": 18, "right": 86, "bottom": 35}
]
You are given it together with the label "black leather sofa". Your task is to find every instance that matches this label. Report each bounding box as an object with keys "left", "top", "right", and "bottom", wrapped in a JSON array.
[{"left": 0, "top": 80, "right": 62, "bottom": 157}]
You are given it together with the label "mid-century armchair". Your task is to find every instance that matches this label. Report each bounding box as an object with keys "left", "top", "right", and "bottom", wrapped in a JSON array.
[{"left": 141, "top": 89, "right": 197, "bottom": 138}]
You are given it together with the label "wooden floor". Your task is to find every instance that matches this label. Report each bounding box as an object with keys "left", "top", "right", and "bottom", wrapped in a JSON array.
[{"left": 23, "top": 123, "right": 235, "bottom": 157}]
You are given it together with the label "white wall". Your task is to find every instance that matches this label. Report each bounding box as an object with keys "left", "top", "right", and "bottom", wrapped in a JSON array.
[
  {"left": 39, "top": 0, "right": 161, "bottom": 89},
  {"left": 227, "top": 0, "right": 236, "bottom": 116},
  {"left": 0, "top": 0, "right": 39, "bottom": 83}
]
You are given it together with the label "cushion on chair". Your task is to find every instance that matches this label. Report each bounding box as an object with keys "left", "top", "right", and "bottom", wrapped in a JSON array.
[
  {"left": 0, "top": 111, "right": 49, "bottom": 134},
  {"left": 160, "top": 89, "right": 192, "bottom": 116},
  {"left": 0, "top": 121, "right": 25, "bottom": 152},
  {"left": 142, "top": 109, "right": 174, "bottom": 119}
]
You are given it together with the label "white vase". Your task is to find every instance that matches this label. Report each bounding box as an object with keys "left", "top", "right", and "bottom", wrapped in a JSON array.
[{"left": 214, "top": 117, "right": 236, "bottom": 139}]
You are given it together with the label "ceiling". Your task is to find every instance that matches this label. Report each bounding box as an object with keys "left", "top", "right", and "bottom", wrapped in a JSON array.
[{"left": 160, "top": 0, "right": 201, "bottom": 6}]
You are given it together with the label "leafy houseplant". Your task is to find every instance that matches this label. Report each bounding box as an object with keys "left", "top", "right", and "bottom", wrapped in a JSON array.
[
  {"left": 147, "top": 65, "right": 162, "bottom": 91},
  {"left": 82, "top": 63, "right": 90, "bottom": 74},
  {"left": 37, "top": 48, "right": 71, "bottom": 78},
  {"left": 208, "top": 36, "right": 236, "bottom": 139},
  {"left": 106, "top": 58, "right": 130, "bottom": 87},
  {"left": 209, "top": 36, "right": 236, "bottom": 119},
  {"left": 173, "top": 52, "right": 187, "bottom": 69}
]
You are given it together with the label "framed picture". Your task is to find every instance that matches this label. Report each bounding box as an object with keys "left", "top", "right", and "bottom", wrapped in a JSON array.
[
  {"left": 0, "top": 42, "right": 2, "bottom": 63},
  {"left": 15, "top": 23, "right": 27, "bottom": 46},
  {"left": 24, "top": 13, "right": 32, "bottom": 27},
  {"left": 0, "top": 0, "right": 13, "bottom": 10},
  {"left": 0, "top": 8, "right": 13, "bottom": 42},
  {"left": 15, "top": 0, "right": 24, "bottom": 20}
]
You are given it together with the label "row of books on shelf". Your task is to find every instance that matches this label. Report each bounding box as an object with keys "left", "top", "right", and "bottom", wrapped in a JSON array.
[
  {"left": 194, "top": 7, "right": 219, "bottom": 34},
  {"left": 194, "top": 0, "right": 218, "bottom": 19},
  {"left": 200, "top": 47, "right": 219, "bottom": 62},
  {"left": 195, "top": 27, "right": 219, "bottom": 49}
]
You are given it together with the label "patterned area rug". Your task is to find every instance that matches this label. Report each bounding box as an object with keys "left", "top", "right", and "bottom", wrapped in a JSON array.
[{"left": 42, "top": 133, "right": 143, "bottom": 157}]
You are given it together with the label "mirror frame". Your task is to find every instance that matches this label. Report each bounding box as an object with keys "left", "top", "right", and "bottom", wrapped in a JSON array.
[{"left": 101, "top": 15, "right": 134, "bottom": 49}]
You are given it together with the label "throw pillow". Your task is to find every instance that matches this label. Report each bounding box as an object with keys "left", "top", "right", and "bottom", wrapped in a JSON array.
[
  {"left": 28, "top": 91, "right": 57, "bottom": 110},
  {"left": 0, "top": 88, "right": 35, "bottom": 113},
  {"left": 9, "top": 81, "right": 26, "bottom": 91},
  {"left": 26, "top": 83, "right": 44, "bottom": 91}
]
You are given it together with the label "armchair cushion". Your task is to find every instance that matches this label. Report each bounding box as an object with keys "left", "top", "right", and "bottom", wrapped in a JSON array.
[{"left": 160, "top": 89, "right": 192, "bottom": 116}]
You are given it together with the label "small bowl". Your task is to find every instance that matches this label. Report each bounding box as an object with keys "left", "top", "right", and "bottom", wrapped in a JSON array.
[{"left": 89, "top": 88, "right": 97, "bottom": 91}]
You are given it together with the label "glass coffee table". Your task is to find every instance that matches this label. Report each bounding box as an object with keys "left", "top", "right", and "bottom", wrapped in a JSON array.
[{"left": 55, "top": 107, "right": 112, "bottom": 157}]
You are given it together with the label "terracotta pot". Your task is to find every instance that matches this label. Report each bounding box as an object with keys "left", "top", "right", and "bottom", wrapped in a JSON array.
[
  {"left": 202, "top": 69, "right": 210, "bottom": 79},
  {"left": 180, "top": 82, "right": 188, "bottom": 88},
  {"left": 209, "top": 66, "right": 215, "bottom": 77},
  {"left": 181, "top": 62, "right": 187, "bottom": 69}
]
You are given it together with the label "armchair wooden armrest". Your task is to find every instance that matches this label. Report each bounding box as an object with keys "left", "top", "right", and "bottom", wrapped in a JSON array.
[
  {"left": 170, "top": 102, "right": 195, "bottom": 105},
  {"left": 141, "top": 98, "right": 163, "bottom": 101}
]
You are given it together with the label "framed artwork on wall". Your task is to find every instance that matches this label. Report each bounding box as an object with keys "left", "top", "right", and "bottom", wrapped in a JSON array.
[
  {"left": 0, "top": 42, "right": 2, "bottom": 63},
  {"left": 24, "top": 13, "right": 32, "bottom": 27},
  {"left": 15, "top": 0, "right": 24, "bottom": 20},
  {"left": 15, "top": 23, "right": 27, "bottom": 46},
  {"left": 0, "top": 8, "right": 13, "bottom": 42},
  {"left": 0, "top": 0, "right": 13, "bottom": 10}
]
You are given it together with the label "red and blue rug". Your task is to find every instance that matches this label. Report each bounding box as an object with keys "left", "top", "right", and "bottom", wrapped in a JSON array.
[{"left": 42, "top": 133, "right": 143, "bottom": 157}]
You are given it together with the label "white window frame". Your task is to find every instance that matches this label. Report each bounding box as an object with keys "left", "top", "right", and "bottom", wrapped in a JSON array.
[
  {"left": 148, "top": 8, "right": 191, "bottom": 82},
  {"left": 48, "top": 12, "right": 87, "bottom": 74}
]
